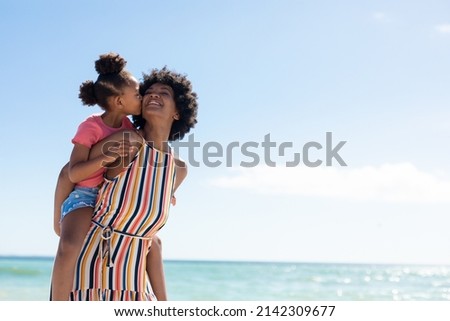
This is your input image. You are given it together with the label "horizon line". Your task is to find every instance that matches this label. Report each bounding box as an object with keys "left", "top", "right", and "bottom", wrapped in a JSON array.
[{"left": 0, "top": 254, "right": 448, "bottom": 267}]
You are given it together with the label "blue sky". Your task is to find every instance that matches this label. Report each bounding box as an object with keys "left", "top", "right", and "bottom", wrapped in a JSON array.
[{"left": 1, "top": 0, "right": 449, "bottom": 265}]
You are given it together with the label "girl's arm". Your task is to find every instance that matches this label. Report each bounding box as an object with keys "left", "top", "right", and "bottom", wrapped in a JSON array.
[
  {"left": 68, "top": 144, "right": 110, "bottom": 183},
  {"left": 52, "top": 130, "right": 136, "bottom": 234},
  {"left": 68, "top": 138, "right": 132, "bottom": 183},
  {"left": 89, "top": 130, "right": 142, "bottom": 180}
]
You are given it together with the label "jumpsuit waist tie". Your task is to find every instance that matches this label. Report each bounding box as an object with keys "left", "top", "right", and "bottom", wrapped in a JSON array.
[{"left": 92, "top": 220, "right": 153, "bottom": 268}]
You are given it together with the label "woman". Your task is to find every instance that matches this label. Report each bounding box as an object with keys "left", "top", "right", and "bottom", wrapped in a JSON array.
[{"left": 70, "top": 67, "right": 198, "bottom": 300}]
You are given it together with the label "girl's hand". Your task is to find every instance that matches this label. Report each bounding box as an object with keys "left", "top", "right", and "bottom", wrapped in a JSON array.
[
  {"left": 171, "top": 195, "right": 176, "bottom": 206},
  {"left": 103, "top": 139, "right": 136, "bottom": 163}
]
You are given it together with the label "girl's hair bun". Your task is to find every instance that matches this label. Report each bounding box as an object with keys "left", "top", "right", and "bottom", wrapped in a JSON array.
[
  {"left": 94, "top": 52, "right": 127, "bottom": 75},
  {"left": 78, "top": 80, "right": 97, "bottom": 106}
]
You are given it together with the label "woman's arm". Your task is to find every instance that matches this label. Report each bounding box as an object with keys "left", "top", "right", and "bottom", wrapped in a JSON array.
[{"left": 173, "top": 158, "right": 188, "bottom": 193}]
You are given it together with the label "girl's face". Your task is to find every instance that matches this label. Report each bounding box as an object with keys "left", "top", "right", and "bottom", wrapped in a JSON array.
[
  {"left": 120, "top": 78, "right": 142, "bottom": 116},
  {"left": 142, "top": 83, "right": 179, "bottom": 122}
]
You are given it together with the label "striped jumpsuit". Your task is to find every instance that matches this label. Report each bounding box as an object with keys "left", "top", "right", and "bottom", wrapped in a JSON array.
[{"left": 70, "top": 141, "right": 176, "bottom": 301}]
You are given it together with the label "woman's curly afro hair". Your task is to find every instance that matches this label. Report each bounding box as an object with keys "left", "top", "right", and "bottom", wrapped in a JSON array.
[{"left": 133, "top": 67, "right": 198, "bottom": 141}]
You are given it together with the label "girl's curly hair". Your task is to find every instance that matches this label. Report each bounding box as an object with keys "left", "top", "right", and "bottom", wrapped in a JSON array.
[
  {"left": 78, "top": 52, "right": 136, "bottom": 109},
  {"left": 133, "top": 67, "right": 198, "bottom": 141}
]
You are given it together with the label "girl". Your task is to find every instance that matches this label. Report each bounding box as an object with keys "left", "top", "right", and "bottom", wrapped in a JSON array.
[{"left": 50, "top": 52, "right": 143, "bottom": 300}]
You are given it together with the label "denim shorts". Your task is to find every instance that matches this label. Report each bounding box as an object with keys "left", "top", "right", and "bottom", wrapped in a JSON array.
[{"left": 61, "top": 186, "right": 99, "bottom": 220}]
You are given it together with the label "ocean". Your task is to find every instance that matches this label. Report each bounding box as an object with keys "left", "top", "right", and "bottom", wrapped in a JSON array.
[{"left": 0, "top": 256, "right": 449, "bottom": 301}]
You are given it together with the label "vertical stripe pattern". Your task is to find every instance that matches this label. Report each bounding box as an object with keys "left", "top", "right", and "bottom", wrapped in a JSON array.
[{"left": 70, "top": 143, "right": 176, "bottom": 301}]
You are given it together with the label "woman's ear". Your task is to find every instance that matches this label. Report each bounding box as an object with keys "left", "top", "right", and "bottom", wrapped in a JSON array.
[{"left": 173, "top": 113, "right": 180, "bottom": 120}]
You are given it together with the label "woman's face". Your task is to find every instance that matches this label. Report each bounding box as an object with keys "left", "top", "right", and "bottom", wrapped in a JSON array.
[{"left": 141, "top": 83, "right": 179, "bottom": 122}]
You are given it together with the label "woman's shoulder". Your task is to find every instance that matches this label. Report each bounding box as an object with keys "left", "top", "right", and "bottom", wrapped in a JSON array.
[{"left": 128, "top": 129, "right": 144, "bottom": 142}]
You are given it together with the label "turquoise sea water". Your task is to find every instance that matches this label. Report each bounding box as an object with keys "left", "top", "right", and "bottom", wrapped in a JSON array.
[{"left": 0, "top": 256, "right": 449, "bottom": 301}]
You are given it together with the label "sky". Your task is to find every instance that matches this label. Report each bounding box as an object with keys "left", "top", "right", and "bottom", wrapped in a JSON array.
[{"left": 0, "top": 0, "right": 449, "bottom": 265}]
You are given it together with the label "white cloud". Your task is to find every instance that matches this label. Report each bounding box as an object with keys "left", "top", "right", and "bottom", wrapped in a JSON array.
[
  {"left": 435, "top": 24, "right": 450, "bottom": 34},
  {"left": 211, "top": 163, "right": 450, "bottom": 203}
]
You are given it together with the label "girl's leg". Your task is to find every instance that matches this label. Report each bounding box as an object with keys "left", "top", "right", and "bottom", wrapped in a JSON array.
[
  {"left": 50, "top": 207, "right": 93, "bottom": 300},
  {"left": 147, "top": 235, "right": 168, "bottom": 300},
  {"left": 53, "top": 163, "right": 74, "bottom": 236}
]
